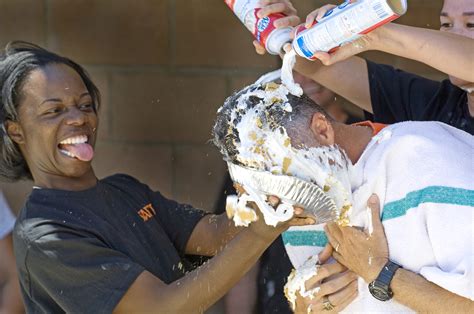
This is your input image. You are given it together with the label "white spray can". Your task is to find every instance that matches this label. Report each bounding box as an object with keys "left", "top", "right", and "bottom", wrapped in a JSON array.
[
  {"left": 293, "top": 0, "right": 407, "bottom": 60},
  {"left": 225, "top": 0, "right": 292, "bottom": 55}
]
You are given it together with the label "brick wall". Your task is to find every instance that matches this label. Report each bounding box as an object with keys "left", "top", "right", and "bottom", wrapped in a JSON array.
[{"left": 0, "top": 0, "right": 445, "bottom": 312}]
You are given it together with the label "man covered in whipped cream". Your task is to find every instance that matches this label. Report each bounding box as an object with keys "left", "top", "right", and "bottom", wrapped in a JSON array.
[{"left": 212, "top": 82, "right": 473, "bottom": 313}]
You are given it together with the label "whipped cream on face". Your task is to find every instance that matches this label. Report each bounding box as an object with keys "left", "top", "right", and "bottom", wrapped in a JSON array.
[
  {"left": 219, "top": 83, "right": 353, "bottom": 226},
  {"left": 281, "top": 49, "right": 303, "bottom": 96},
  {"left": 284, "top": 255, "right": 320, "bottom": 311}
]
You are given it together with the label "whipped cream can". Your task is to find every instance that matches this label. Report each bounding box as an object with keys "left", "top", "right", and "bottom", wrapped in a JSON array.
[
  {"left": 225, "top": 0, "right": 292, "bottom": 55},
  {"left": 293, "top": 0, "right": 407, "bottom": 60}
]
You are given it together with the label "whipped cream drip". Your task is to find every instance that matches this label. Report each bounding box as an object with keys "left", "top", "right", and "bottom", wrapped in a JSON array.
[
  {"left": 221, "top": 83, "right": 353, "bottom": 226},
  {"left": 281, "top": 49, "right": 303, "bottom": 96}
]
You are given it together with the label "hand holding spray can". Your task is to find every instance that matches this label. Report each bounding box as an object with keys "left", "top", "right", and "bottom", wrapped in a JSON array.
[
  {"left": 225, "top": 0, "right": 292, "bottom": 55},
  {"left": 293, "top": 0, "right": 407, "bottom": 60}
]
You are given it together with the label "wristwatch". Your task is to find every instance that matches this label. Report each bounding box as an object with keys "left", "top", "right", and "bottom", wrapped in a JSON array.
[{"left": 368, "top": 260, "right": 401, "bottom": 301}]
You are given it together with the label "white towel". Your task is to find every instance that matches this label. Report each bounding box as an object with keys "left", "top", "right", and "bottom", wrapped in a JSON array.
[{"left": 283, "top": 121, "right": 474, "bottom": 311}]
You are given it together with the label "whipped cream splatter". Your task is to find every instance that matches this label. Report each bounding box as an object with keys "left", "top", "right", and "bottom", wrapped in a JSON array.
[{"left": 284, "top": 255, "right": 320, "bottom": 311}]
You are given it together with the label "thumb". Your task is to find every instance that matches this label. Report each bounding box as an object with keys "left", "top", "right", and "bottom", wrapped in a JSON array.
[
  {"left": 368, "top": 194, "right": 383, "bottom": 232},
  {"left": 318, "top": 243, "right": 333, "bottom": 263}
]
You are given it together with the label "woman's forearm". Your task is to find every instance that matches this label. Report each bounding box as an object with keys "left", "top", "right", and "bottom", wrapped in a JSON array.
[{"left": 373, "top": 23, "right": 474, "bottom": 82}]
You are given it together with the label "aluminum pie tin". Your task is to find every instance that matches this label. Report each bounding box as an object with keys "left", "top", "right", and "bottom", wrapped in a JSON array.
[{"left": 228, "top": 163, "right": 339, "bottom": 224}]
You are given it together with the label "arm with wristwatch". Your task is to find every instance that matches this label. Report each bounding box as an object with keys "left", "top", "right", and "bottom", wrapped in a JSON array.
[{"left": 324, "top": 194, "right": 473, "bottom": 313}]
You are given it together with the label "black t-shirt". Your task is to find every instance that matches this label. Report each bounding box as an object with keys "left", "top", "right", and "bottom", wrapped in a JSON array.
[
  {"left": 367, "top": 61, "right": 474, "bottom": 135},
  {"left": 13, "top": 174, "right": 208, "bottom": 314}
]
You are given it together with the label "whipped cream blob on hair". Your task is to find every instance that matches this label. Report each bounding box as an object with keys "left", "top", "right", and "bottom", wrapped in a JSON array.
[{"left": 214, "top": 82, "right": 354, "bottom": 226}]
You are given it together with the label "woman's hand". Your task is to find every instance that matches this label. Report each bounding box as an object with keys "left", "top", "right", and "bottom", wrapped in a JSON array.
[
  {"left": 247, "top": 195, "right": 316, "bottom": 241},
  {"left": 303, "top": 4, "right": 379, "bottom": 65},
  {"left": 294, "top": 261, "right": 358, "bottom": 313},
  {"left": 324, "top": 194, "right": 389, "bottom": 283},
  {"left": 253, "top": 0, "right": 300, "bottom": 55}
]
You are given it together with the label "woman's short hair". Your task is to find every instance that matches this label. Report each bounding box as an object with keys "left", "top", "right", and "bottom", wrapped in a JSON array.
[{"left": 0, "top": 41, "right": 101, "bottom": 181}]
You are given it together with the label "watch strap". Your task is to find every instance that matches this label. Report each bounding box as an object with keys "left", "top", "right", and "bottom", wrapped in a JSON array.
[{"left": 377, "top": 260, "right": 400, "bottom": 288}]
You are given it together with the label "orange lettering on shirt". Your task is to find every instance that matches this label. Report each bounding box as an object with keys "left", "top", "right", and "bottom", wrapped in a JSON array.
[{"left": 137, "top": 204, "right": 156, "bottom": 222}]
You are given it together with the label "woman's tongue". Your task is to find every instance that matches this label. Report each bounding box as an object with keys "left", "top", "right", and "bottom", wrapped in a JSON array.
[{"left": 60, "top": 143, "right": 94, "bottom": 161}]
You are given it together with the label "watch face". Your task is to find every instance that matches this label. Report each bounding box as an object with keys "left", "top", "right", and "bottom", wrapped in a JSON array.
[{"left": 369, "top": 282, "right": 392, "bottom": 301}]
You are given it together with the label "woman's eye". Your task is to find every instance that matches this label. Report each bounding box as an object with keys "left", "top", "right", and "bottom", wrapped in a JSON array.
[
  {"left": 440, "top": 23, "right": 452, "bottom": 28},
  {"left": 79, "top": 103, "right": 94, "bottom": 111},
  {"left": 44, "top": 107, "right": 62, "bottom": 115},
  {"left": 467, "top": 23, "right": 474, "bottom": 28}
]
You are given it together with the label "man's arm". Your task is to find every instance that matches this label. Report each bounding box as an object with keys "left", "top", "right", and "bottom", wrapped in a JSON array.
[
  {"left": 390, "top": 267, "right": 474, "bottom": 313},
  {"left": 0, "top": 234, "right": 24, "bottom": 314},
  {"left": 324, "top": 195, "right": 474, "bottom": 313}
]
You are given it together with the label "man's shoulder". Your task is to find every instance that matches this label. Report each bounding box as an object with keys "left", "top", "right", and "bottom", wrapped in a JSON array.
[{"left": 369, "top": 121, "right": 473, "bottom": 163}]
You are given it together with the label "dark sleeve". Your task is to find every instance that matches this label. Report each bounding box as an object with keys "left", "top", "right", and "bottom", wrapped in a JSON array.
[
  {"left": 20, "top": 232, "right": 144, "bottom": 313},
  {"left": 366, "top": 61, "right": 443, "bottom": 123},
  {"left": 151, "top": 191, "right": 209, "bottom": 255}
]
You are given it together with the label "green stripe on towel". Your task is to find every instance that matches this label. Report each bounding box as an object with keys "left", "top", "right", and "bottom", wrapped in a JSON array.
[
  {"left": 282, "top": 230, "right": 328, "bottom": 247},
  {"left": 381, "top": 186, "right": 474, "bottom": 220},
  {"left": 283, "top": 186, "right": 474, "bottom": 247}
]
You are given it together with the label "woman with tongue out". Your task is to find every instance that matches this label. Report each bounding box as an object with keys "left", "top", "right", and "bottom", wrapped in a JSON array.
[{"left": 0, "top": 42, "right": 316, "bottom": 313}]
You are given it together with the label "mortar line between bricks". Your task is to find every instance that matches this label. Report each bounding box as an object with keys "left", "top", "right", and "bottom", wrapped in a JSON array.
[
  {"left": 168, "top": 0, "right": 177, "bottom": 67},
  {"left": 80, "top": 64, "right": 275, "bottom": 76},
  {"left": 44, "top": 0, "right": 51, "bottom": 47},
  {"left": 96, "top": 139, "right": 219, "bottom": 148}
]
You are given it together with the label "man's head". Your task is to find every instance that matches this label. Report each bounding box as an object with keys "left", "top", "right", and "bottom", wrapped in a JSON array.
[
  {"left": 293, "top": 71, "right": 349, "bottom": 123},
  {"left": 213, "top": 83, "right": 337, "bottom": 167},
  {"left": 440, "top": 0, "right": 474, "bottom": 88},
  {"left": 213, "top": 83, "right": 364, "bottom": 217},
  {"left": 0, "top": 41, "right": 100, "bottom": 182}
]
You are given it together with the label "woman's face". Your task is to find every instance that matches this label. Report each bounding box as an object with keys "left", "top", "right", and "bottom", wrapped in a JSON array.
[
  {"left": 440, "top": 0, "right": 474, "bottom": 88},
  {"left": 8, "top": 63, "right": 98, "bottom": 183}
]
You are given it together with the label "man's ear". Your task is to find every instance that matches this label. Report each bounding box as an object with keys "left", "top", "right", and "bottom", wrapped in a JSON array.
[
  {"left": 309, "top": 112, "right": 335, "bottom": 146},
  {"left": 5, "top": 120, "right": 25, "bottom": 145}
]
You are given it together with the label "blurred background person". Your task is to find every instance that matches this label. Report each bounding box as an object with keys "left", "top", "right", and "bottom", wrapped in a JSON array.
[{"left": 0, "top": 191, "right": 23, "bottom": 314}]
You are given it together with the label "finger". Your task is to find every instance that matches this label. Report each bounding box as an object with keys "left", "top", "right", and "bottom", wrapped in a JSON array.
[
  {"left": 267, "top": 195, "right": 280, "bottom": 207},
  {"left": 305, "top": 10, "right": 319, "bottom": 28},
  {"left": 368, "top": 194, "right": 384, "bottom": 234},
  {"left": 324, "top": 222, "right": 343, "bottom": 245},
  {"left": 331, "top": 251, "right": 347, "bottom": 267},
  {"left": 288, "top": 217, "right": 316, "bottom": 227},
  {"left": 318, "top": 272, "right": 358, "bottom": 296},
  {"left": 305, "top": 262, "right": 346, "bottom": 289},
  {"left": 293, "top": 206, "right": 304, "bottom": 215},
  {"left": 311, "top": 51, "right": 331, "bottom": 64},
  {"left": 324, "top": 281, "right": 359, "bottom": 312},
  {"left": 257, "top": 3, "right": 294, "bottom": 18},
  {"left": 318, "top": 244, "right": 333, "bottom": 264},
  {"left": 274, "top": 15, "right": 300, "bottom": 28},
  {"left": 253, "top": 40, "right": 267, "bottom": 55},
  {"left": 316, "top": 4, "right": 336, "bottom": 22}
]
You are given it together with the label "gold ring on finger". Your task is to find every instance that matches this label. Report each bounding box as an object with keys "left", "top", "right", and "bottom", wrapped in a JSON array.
[{"left": 322, "top": 296, "right": 336, "bottom": 311}]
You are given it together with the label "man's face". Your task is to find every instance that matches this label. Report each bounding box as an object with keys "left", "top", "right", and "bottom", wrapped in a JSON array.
[
  {"left": 440, "top": 0, "right": 474, "bottom": 87},
  {"left": 11, "top": 63, "right": 98, "bottom": 181}
]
